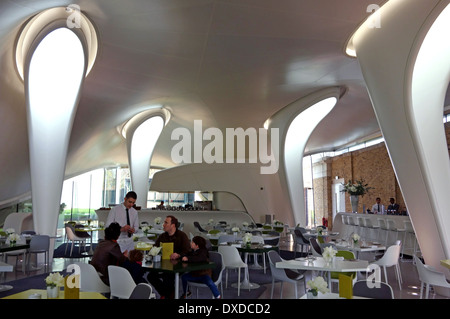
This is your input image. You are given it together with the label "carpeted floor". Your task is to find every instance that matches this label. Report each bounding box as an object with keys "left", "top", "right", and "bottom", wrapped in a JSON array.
[{"left": 53, "top": 243, "right": 97, "bottom": 258}]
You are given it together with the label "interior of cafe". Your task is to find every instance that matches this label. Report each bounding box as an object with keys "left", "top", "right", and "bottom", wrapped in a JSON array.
[{"left": 0, "top": 0, "right": 449, "bottom": 302}]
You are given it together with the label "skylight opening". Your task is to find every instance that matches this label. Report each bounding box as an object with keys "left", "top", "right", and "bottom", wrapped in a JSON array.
[{"left": 28, "top": 28, "right": 85, "bottom": 122}]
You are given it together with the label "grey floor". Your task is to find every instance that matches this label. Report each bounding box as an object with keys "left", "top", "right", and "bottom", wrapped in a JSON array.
[{"left": 2, "top": 234, "right": 449, "bottom": 300}]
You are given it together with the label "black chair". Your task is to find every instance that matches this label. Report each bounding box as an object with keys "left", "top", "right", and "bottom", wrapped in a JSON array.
[
  {"left": 309, "top": 237, "right": 322, "bottom": 256},
  {"left": 294, "top": 229, "right": 310, "bottom": 257},
  {"left": 353, "top": 280, "right": 394, "bottom": 299},
  {"left": 193, "top": 221, "right": 208, "bottom": 233},
  {"left": 129, "top": 283, "right": 155, "bottom": 299}
]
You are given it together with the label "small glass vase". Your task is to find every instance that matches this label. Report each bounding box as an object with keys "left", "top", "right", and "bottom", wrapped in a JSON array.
[
  {"left": 46, "top": 286, "right": 59, "bottom": 299},
  {"left": 9, "top": 241, "right": 16, "bottom": 247},
  {"left": 307, "top": 290, "right": 318, "bottom": 299}
]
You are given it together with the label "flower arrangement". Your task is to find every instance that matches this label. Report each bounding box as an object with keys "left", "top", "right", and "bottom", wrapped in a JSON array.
[
  {"left": 142, "top": 225, "right": 150, "bottom": 235},
  {"left": 243, "top": 233, "right": 252, "bottom": 247},
  {"left": 306, "top": 276, "right": 329, "bottom": 296},
  {"left": 99, "top": 221, "right": 105, "bottom": 228},
  {"left": 154, "top": 217, "right": 162, "bottom": 225},
  {"left": 231, "top": 227, "right": 240, "bottom": 233},
  {"left": 8, "top": 233, "right": 20, "bottom": 245},
  {"left": 5, "top": 228, "right": 15, "bottom": 235},
  {"left": 351, "top": 233, "right": 360, "bottom": 245},
  {"left": 242, "top": 221, "right": 249, "bottom": 228},
  {"left": 322, "top": 246, "right": 337, "bottom": 264},
  {"left": 341, "top": 179, "right": 373, "bottom": 196},
  {"left": 273, "top": 220, "right": 283, "bottom": 226},
  {"left": 45, "top": 272, "right": 64, "bottom": 288},
  {"left": 208, "top": 219, "right": 214, "bottom": 225}
]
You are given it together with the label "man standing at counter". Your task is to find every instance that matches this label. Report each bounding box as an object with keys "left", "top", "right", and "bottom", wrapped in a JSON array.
[
  {"left": 371, "top": 197, "right": 385, "bottom": 214},
  {"left": 106, "top": 191, "right": 139, "bottom": 239}
]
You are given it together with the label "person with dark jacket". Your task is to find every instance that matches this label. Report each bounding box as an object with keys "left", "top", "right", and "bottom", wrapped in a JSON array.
[
  {"left": 180, "top": 236, "right": 221, "bottom": 299},
  {"left": 123, "top": 249, "right": 146, "bottom": 284},
  {"left": 90, "top": 222, "right": 127, "bottom": 285}
]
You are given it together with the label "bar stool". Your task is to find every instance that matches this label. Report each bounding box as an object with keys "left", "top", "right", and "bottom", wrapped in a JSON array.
[
  {"left": 401, "top": 221, "right": 419, "bottom": 262},
  {"left": 356, "top": 216, "right": 366, "bottom": 238},
  {"left": 346, "top": 215, "right": 358, "bottom": 238},
  {"left": 341, "top": 215, "right": 350, "bottom": 238},
  {"left": 364, "top": 218, "right": 380, "bottom": 242},
  {"left": 386, "top": 219, "right": 405, "bottom": 246},
  {"left": 377, "top": 218, "right": 388, "bottom": 245}
]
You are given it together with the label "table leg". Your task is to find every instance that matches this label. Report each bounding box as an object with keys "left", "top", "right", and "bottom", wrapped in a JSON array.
[{"left": 175, "top": 273, "right": 180, "bottom": 299}]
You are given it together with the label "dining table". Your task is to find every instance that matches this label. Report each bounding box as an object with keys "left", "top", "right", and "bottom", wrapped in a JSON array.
[
  {"left": 141, "top": 258, "right": 215, "bottom": 299},
  {"left": 0, "top": 242, "right": 30, "bottom": 292},
  {"left": 335, "top": 241, "right": 386, "bottom": 259},
  {"left": 76, "top": 226, "right": 104, "bottom": 256},
  {"left": 276, "top": 256, "right": 369, "bottom": 288},
  {"left": 1, "top": 288, "right": 107, "bottom": 299},
  {"left": 231, "top": 243, "right": 278, "bottom": 289}
]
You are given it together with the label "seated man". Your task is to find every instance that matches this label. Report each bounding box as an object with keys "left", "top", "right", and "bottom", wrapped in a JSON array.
[
  {"left": 147, "top": 215, "right": 190, "bottom": 298},
  {"left": 90, "top": 222, "right": 128, "bottom": 285}
]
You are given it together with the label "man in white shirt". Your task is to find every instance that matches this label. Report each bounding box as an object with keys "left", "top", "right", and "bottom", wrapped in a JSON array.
[
  {"left": 106, "top": 191, "right": 139, "bottom": 239},
  {"left": 371, "top": 197, "right": 385, "bottom": 214}
]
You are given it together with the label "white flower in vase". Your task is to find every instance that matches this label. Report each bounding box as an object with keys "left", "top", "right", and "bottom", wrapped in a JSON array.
[
  {"left": 322, "top": 246, "right": 337, "bottom": 265},
  {"left": 306, "top": 276, "right": 329, "bottom": 297}
]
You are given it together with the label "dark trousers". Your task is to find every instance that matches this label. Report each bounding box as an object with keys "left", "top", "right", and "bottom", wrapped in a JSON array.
[{"left": 147, "top": 272, "right": 175, "bottom": 298}]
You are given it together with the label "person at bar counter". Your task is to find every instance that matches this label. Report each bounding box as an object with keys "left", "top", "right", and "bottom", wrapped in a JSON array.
[
  {"left": 371, "top": 197, "right": 385, "bottom": 214},
  {"left": 90, "top": 222, "right": 128, "bottom": 285},
  {"left": 106, "top": 191, "right": 139, "bottom": 239},
  {"left": 387, "top": 197, "right": 400, "bottom": 215},
  {"left": 180, "top": 236, "right": 221, "bottom": 299},
  {"left": 147, "top": 215, "right": 190, "bottom": 299}
]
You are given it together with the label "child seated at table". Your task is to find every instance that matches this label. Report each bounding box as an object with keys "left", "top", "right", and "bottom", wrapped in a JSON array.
[
  {"left": 180, "top": 236, "right": 221, "bottom": 299},
  {"left": 123, "top": 249, "right": 146, "bottom": 284}
]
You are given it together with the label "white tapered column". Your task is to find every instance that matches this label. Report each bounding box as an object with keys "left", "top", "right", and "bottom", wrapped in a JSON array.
[
  {"left": 25, "top": 28, "right": 85, "bottom": 236},
  {"left": 352, "top": 0, "right": 450, "bottom": 285},
  {"left": 269, "top": 87, "right": 340, "bottom": 227}
]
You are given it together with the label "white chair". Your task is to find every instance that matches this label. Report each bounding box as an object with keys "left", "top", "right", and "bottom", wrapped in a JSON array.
[
  {"left": 218, "top": 245, "right": 248, "bottom": 296},
  {"left": 129, "top": 283, "right": 156, "bottom": 299},
  {"left": 187, "top": 251, "right": 224, "bottom": 299},
  {"left": 26, "top": 235, "right": 50, "bottom": 273},
  {"left": 414, "top": 256, "right": 450, "bottom": 299},
  {"left": 108, "top": 265, "right": 137, "bottom": 299},
  {"left": 371, "top": 243, "right": 403, "bottom": 290},
  {"left": 65, "top": 224, "right": 88, "bottom": 256},
  {"left": 74, "top": 262, "right": 110, "bottom": 294},
  {"left": 267, "top": 250, "right": 306, "bottom": 299}
]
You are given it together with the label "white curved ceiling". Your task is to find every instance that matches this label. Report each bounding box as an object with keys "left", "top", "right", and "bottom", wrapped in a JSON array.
[{"left": 0, "top": 0, "right": 448, "bottom": 205}]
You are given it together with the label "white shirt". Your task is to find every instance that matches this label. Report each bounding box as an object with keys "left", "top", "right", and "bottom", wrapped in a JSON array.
[
  {"left": 371, "top": 203, "right": 385, "bottom": 214},
  {"left": 106, "top": 203, "right": 139, "bottom": 239}
]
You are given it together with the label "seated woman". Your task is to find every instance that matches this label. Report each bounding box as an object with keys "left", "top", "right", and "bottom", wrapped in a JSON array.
[{"left": 180, "top": 236, "right": 221, "bottom": 299}]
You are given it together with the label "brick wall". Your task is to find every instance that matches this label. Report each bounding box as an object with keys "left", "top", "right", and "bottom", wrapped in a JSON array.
[{"left": 313, "top": 122, "right": 450, "bottom": 229}]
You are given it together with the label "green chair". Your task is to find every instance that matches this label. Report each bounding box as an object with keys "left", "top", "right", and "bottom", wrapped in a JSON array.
[
  {"left": 330, "top": 250, "right": 357, "bottom": 292},
  {"left": 208, "top": 229, "right": 221, "bottom": 246},
  {"left": 262, "top": 224, "right": 272, "bottom": 234}
]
